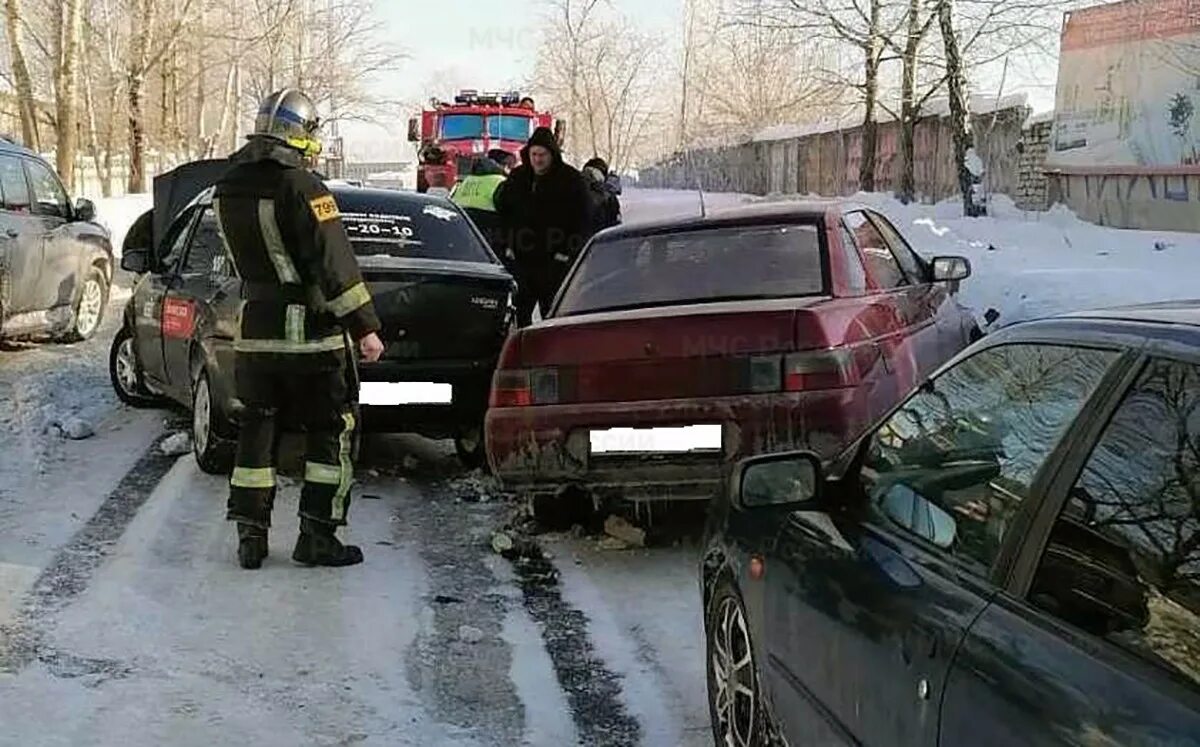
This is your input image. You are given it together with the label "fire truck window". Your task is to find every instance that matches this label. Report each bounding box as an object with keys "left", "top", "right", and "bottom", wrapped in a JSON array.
[
  {"left": 441, "top": 115, "right": 484, "bottom": 140},
  {"left": 488, "top": 116, "right": 533, "bottom": 141}
]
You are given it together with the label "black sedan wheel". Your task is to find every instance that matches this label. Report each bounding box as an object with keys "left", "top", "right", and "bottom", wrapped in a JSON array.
[
  {"left": 454, "top": 422, "right": 489, "bottom": 472},
  {"left": 109, "top": 325, "right": 162, "bottom": 407},
  {"left": 707, "top": 577, "right": 777, "bottom": 747},
  {"left": 192, "top": 369, "right": 235, "bottom": 475}
]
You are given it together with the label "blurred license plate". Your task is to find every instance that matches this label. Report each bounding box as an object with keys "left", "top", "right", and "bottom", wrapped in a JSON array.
[
  {"left": 359, "top": 382, "right": 452, "bottom": 405},
  {"left": 589, "top": 425, "right": 722, "bottom": 454}
]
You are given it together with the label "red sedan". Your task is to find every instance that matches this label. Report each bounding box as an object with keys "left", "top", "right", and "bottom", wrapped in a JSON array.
[{"left": 484, "top": 200, "right": 981, "bottom": 503}]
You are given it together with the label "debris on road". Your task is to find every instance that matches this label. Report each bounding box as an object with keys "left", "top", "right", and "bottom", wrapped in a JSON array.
[
  {"left": 458, "top": 624, "right": 485, "bottom": 644},
  {"left": 159, "top": 431, "right": 191, "bottom": 456},
  {"left": 361, "top": 493, "right": 383, "bottom": 500},
  {"left": 59, "top": 417, "right": 96, "bottom": 441},
  {"left": 597, "top": 536, "right": 631, "bottom": 551},
  {"left": 433, "top": 594, "right": 463, "bottom": 605},
  {"left": 449, "top": 468, "right": 502, "bottom": 503},
  {"left": 603, "top": 515, "right": 645, "bottom": 548},
  {"left": 402, "top": 455, "right": 420, "bottom": 472}
]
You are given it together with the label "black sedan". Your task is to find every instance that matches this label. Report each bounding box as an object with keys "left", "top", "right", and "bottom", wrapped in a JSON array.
[
  {"left": 110, "top": 160, "right": 515, "bottom": 474},
  {"left": 701, "top": 300, "right": 1200, "bottom": 746}
]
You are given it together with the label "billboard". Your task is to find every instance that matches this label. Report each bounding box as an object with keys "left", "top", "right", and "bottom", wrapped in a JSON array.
[{"left": 1047, "top": 0, "right": 1200, "bottom": 172}]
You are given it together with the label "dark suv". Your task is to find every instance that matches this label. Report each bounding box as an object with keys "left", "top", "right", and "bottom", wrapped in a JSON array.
[{"left": 0, "top": 139, "right": 111, "bottom": 342}]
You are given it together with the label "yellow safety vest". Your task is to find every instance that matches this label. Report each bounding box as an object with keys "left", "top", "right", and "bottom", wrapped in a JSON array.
[{"left": 451, "top": 173, "right": 506, "bottom": 212}]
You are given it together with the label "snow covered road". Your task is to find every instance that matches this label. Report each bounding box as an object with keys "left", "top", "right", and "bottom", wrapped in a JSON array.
[{"left": 1, "top": 185, "right": 1197, "bottom": 746}]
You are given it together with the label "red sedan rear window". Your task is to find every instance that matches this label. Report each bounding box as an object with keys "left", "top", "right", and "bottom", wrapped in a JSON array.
[{"left": 556, "top": 222, "right": 826, "bottom": 316}]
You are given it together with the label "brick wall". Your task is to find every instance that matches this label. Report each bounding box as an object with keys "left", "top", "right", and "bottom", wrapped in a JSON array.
[{"left": 1014, "top": 120, "right": 1052, "bottom": 211}]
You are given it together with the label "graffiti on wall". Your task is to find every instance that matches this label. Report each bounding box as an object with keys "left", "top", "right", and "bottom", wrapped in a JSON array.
[{"left": 1048, "top": 0, "right": 1200, "bottom": 172}]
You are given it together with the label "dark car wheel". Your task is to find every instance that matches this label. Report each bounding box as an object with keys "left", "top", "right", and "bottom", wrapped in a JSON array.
[
  {"left": 706, "top": 576, "right": 779, "bottom": 747},
  {"left": 192, "top": 369, "right": 235, "bottom": 475},
  {"left": 62, "top": 267, "right": 108, "bottom": 342},
  {"left": 109, "top": 325, "right": 162, "bottom": 407},
  {"left": 454, "top": 422, "right": 489, "bottom": 472}
]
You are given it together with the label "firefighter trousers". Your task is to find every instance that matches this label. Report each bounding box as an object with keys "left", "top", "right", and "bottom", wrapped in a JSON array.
[{"left": 227, "top": 352, "right": 358, "bottom": 530}]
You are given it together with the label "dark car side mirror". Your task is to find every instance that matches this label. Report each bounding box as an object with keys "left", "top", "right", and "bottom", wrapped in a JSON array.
[
  {"left": 734, "top": 451, "right": 823, "bottom": 510},
  {"left": 121, "top": 247, "right": 152, "bottom": 274},
  {"left": 932, "top": 255, "right": 971, "bottom": 282},
  {"left": 73, "top": 197, "right": 96, "bottom": 222}
]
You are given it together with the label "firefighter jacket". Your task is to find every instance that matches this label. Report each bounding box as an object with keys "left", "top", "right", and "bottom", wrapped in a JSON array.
[{"left": 214, "top": 138, "right": 381, "bottom": 371}]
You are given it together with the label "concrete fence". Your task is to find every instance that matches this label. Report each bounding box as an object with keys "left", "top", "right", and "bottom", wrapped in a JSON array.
[{"left": 639, "top": 103, "right": 1054, "bottom": 212}]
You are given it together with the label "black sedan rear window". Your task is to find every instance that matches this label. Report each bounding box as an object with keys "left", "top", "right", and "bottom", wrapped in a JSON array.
[
  {"left": 333, "top": 192, "right": 492, "bottom": 263},
  {"left": 555, "top": 222, "right": 827, "bottom": 316}
]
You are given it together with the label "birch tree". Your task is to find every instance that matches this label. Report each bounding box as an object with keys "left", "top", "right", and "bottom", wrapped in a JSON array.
[
  {"left": 53, "top": 0, "right": 83, "bottom": 187},
  {"left": 5, "top": 0, "right": 40, "bottom": 149}
]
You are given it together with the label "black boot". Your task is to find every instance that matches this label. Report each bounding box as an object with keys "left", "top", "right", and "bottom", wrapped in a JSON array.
[
  {"left": 292, "top": 518, "right": 363, "bottom": 567},
  {"left": 237, "top": 523, "right": 269, "bottom": 570}
]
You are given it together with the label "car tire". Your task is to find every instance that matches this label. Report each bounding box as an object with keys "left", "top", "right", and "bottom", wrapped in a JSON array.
[
  {"left": 62, "top": 267, "right": 108, "bottom": 343},
  {"left": 706, "top": 576, "right": 781, "bottom": 747},
  {"left": 109, "top": 325, "right": 162, "bottom": 407},
  {"left": 192, "top": 368, "right": 235, "bottom": 475},
  {"left": 454, "top": 421, "right": 489, "bottom": 473}
]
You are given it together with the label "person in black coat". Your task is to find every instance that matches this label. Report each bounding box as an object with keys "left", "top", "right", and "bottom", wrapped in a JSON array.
[
  {"left": 494, "top": 126, "right": 592, "bottom": 325},
  {"left": 582, "top": 156, "right": 622, "bottom": 235}
]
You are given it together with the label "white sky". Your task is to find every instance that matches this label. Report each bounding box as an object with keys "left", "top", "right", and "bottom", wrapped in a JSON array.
[{"left": 340, "top": 0, "right": 1063, "bottom": 163}]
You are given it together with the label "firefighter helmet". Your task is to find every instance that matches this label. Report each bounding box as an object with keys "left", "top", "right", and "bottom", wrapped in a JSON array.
[{"left": 252, "top": 89, "right": 323, "bottom": 158}]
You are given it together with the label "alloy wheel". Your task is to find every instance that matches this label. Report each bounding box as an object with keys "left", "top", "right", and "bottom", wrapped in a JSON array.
[
  {"left": 193, "top": 375, "right": 212, "bottom": 457},
  {"left": 76, "top": 278, "right": 104, "bottom": 338},
  {"left": 712, "top": 595, "right": 758, "bottom": 747},
  {"left": 115, "top": 337, "right": 139, "bottom": 398}
]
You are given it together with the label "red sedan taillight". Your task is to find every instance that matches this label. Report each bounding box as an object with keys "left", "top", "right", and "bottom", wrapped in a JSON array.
[
  {"left": 741, "top": 347, "right": 865, "bottom": 394},
  {"left": 490, "top": 368, "right": 560, "bottom": 407}
]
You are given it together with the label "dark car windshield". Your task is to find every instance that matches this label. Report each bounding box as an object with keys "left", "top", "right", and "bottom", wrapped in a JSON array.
[
  {"left": 332, "top": 191, "right": 493, "bottom": 263},
  {"left": 555, "top": 222, "right": 827, "bottom": 316}
]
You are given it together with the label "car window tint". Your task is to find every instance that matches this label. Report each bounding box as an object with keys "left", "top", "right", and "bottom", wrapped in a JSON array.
[
  {"left": 839, "top": 227, "right": 868, "bottom": 294},
  {"left": 332, "top": 195, "right": 492, "bottom": 262},
  {"left": 870, "top": 212, "right": 928, "bottom": 282},
  {"left": 556, "top": 222, "right": 825, "bottom": 316},
  {"left": 844, "top": 212, "right": 906, "bottom": 289},
  {"left": 181, "top": 209, "right": 225, "bottom": 276},
  {"left": 25, "top": 159, "right": 70, "bottom": 218},
  {"left": 860, "top": 344, "right": 1118, "bottom": 576},
  {"left": 1029, "top": 359, "right": 1200, "bottom": 691},
  {"left": 0, "top": 155, "right": 30, "bottom": 211}
]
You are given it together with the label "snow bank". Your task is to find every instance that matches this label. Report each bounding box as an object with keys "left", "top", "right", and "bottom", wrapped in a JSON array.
[
  {"left": 91, "top": 194, "right": 152, "bottom": 258},
  {"left": 752, "top": 190, "right": 1200, "bottom": 328}
]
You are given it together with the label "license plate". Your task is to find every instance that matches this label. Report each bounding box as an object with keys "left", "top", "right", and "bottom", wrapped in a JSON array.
[
  {"left": 589, "top": 425, "right": 722, "bottom": 454},
  {"left": 359, "top": 382, "right": 453, "bottom": 406}
]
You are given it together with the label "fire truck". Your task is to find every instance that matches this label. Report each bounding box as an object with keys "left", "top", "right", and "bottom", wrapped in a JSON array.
[{"left": 407, "top": 90, "right": 564, "bottom": 193}]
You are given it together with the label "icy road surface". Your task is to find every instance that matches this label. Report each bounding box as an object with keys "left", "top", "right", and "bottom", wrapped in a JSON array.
[{"left": 2, "top": 185, "right": 1197, "bottom": 746}]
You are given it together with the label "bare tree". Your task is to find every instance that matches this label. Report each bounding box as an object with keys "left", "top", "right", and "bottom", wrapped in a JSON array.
[
  {"left": 53, "top": 0, "right": 84, "bottom": 187},
  {"left": 5, "top": 0, "right": 40, "bottom": 148},
  {"left": 532, "top": 0, "right": 666, "bottom": 171},
  {"left": 937, "top": 0, "right": 983, "bottom": 215}
]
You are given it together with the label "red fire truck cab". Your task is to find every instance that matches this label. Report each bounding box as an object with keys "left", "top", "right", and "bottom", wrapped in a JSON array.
[{"left": 408, "top": 91, "right": 565, "bottom": 193}]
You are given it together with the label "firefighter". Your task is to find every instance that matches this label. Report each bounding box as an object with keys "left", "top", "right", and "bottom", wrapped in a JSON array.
[{"left": 214, "top": 88, "right": 385, "bottom": 570}]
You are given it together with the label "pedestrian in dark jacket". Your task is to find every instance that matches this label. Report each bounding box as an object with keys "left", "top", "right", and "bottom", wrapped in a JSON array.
[
  {"left": 582, "top": 157, "right": 621, "bottom": 235},
  {"left": 494, "top": 126, "right": 592, "bottom": 326}
]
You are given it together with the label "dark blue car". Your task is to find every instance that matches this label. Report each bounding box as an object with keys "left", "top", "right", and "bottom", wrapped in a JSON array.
[{"left": 701, "top": 300, "right": 1200, "bottom": 746}]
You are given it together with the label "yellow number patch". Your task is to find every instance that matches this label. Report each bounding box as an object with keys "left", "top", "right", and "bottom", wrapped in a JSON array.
[{"left": 309, "top": 194, "right": 341, "bottom": 223}]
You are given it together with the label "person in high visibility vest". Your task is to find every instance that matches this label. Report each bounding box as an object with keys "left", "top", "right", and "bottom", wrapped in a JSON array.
[{"left": 452, "top": 150, "right": 513, "bottom": 269}]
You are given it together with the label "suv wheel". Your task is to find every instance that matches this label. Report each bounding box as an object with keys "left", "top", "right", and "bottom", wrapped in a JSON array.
[
  {"left": 109, "top": 325, "right": 162, "bottom": 407},
  {"left": 706, "top": 576, "right": 780, "bottom": 747},
  {"left": 192, "top": 369, "right": 235, "bottom": 474},
  {"left": 63, "top": 268, "right": 108, "bottom": 342}
]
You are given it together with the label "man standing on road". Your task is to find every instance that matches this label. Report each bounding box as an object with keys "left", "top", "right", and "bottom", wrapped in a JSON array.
[
  {"left": 494, "top": 127, "right": 591, "bottom": 326},
  {"left": 582, "top": 157, "right": 622, "bottom": 235},
  {"left": 451, "top": 150, "right": 512, "bottom": 266},
  {"left": 214, "top": 88, "right": 385, "bottom": 570}
]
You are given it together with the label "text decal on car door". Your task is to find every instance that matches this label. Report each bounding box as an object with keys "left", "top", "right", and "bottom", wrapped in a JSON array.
[{"left": 162, "top": 298, "right": 196, "bottom": 339}]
